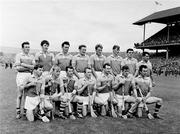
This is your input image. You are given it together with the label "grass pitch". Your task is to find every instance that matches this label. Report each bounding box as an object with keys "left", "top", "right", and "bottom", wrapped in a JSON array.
[{"left": 0, "top": 67, "right": 180, "bottom": 134}]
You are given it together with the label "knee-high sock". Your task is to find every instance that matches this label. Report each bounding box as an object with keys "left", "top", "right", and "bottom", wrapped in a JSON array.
[
  {"left": 77, "top": 102, "right": 83, "bottom": 114},
  {"left": 154, "top": 103, "right": 161, "bottom": 116},
  {"left": 59, "top": 101, "right": 66, "bottom": 114}
]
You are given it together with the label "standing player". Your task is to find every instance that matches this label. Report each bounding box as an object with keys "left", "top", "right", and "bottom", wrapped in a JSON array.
[
  {"left": 74, "top": 67, "right": 97, "bottom": 117},
  {"left": 35, "top": 40, "right": 55, "bottom": 76},
  {"left": 122, "top": 48, "right": 138, "bottom": 76},
  {"left": 72, "top": 45, "right": 91, "bottom": 79},
  {"left": 135, "top": 52, "right": 155, "bottom": 86},
  {"left": 55, "top": 41, "right": 73, "bottom": 78},
  {"left": 135, "top": 65, "right": 163, "bottom": 119},
  {"left": 90, "top": 44, "right": 106, "bottom": 79},
  {"left": 14, "top": 42, "right": 35, "bottom": 119},
  {"left": 106, "top": 45, "right": 123, "bottom": 77},
  {"left": 95, "top": 63, "right": 114, "bottom": 116}
]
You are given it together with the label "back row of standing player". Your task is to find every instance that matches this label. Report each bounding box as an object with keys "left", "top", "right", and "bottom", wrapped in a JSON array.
[{"left": 14, "top": 40, "right": 158, "bottom": 120}]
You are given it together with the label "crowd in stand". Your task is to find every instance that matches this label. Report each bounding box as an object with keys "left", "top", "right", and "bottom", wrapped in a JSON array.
[{"left": 136, "top": 23, "right": 180, "bottom": 47}]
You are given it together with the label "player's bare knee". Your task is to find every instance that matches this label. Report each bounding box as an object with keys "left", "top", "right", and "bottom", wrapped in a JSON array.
[{"left": 158, "top": 98, "right": 163, "bottom": 105}]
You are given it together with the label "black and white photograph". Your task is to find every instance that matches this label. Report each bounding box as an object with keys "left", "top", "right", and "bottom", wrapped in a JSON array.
[{"left": 0, "top": 0, "right": 180, "bottom": 133}]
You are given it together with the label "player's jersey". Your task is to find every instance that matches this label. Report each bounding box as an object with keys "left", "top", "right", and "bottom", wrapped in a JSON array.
[
  {"left": 72, "top": 54, "right": 91, "bottom": 73},
  {"left": 97, "top": 73, "right": 114, "bottom": 93},
  {"left": 55, "top": 53, "right": 73, "bottom": 71},
  {"left": 90, "top": 54, "right": 106, "bottom": 71},
  {"left": 44, "top": 75, "right": 64, "bottom": 95},
  {"left": 62, "top": 76, "right": 76, "bottom": 93},
  {"left": 106, "top": 54, "right": 123, "bottom": 75},
  {"left": 35, "top": 51, "right": 55, "bottom": 71},
  {"left": 24, "top": 74, "right": 43, "bottom": 97},
  {"left": 136, "top": 60, "right": 152, "bottom": 77},
  {"left": 134, "top": 75, "right": 152, "bottom": 97},
  {"left": 122, "top": 57, "right": 138, "bottom": 75},
  {"left": 75, "top": 77, "right": 96, "bottom": 96},
  {"left": 114, "top": 73, "right": 134, "bottom": 96},
  {"left": 15, "top": 52, "right": 35, "bottom": 72}
]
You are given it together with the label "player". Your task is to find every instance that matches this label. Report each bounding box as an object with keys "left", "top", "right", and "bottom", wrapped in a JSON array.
[
  {"left": 90, "top": 44, "right": 106, "bottom": 79},
  {"left": 74, "top": 67, "right": 97, "bottom": 118},
  {"left": 122, "top": 48, "right": 138, "bottom": 76},
  {"left": 35, "top": 40, "right": 55, "bottom": 76},
  {"left": 55, "top": 41, "right": 73, "bottom": 78},
  {"left": 14, "top": 41, "right": 35, "bottom": 119},
  {"left": 95, "top": 63, "right": 114, "bottom": 116},
  {"left": 112, "top": 65, "right": 140, "bottom": 118},
  {"left": 135, "top": 52, "right": 155, "bottom": 86},
  {"left": 135, "top": 65, "right": 163, "bottom": 119},
  {"left": 106, "top": 45, "right": 123, "bottom": 76},
  {"left": 61, "top": 66, "right": 84, "bottom": 119},
  {"left": 23, "top": 64, "right": 50, "bottom": 122},
  {"left": 72, "top": 45, "right": 91, "bottom": 79},
  {"left": 43, "top": 65, "right": 67, "bottom": 119}
]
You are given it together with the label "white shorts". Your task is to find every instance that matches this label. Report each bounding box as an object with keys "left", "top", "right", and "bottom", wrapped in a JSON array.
[
  {"left": 75, "top": 96, "right": 91, "bottom": 106},
  {"left": 40, "top": 98, "right": 53, "bottom": 110},
  {"left": 78, "top": 73, "right": 84, "bottom": 78},
  {"left": 24, "top": 96, "right": 40, "bottom": 110},
  {"left": 42, "top": 71, "right": 50, "bottom": 77},
  {"left": 16, "top": 72, "right": 31, "bottom": 87},
  {"left": 94, "top": 93, "right": 110, "bottom": 105},
  {"left": 59, "top": 71, "right": 66, "bottom": 78},
  {"left": 62, "top": 93, "right": 83, "bottom": 103},
  {"left": 95, "top": 71, "right": 102, "bottom": 79}
]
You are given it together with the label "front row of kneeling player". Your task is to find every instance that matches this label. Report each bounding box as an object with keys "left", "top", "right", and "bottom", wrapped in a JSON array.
[{"left": 22, "top": 63, "right": 163, "bottom": 122}]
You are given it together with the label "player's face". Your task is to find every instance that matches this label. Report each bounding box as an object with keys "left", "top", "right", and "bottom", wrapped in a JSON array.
[
  {"left": 85, "top": 69, "right": 92, "bottom": 79},
  {"left": 67, "top": 68, "right": 74, "bottom": 77},
  {"left": 42, "top": 44, "right": 49, "bottom": 52},
  {"left": 96, "top": 47, "right": 102, "bottom": 56},
  {"left": 141, "top": 68, "right": 148, "bottom": 77},
  {"left": 62, "top": 44, "right": 70, "bottom": 54},
  {"left": 23, "top": 44, "right": 30, "bottom": 54},
  {"left": 127, "top": 50, "right": 134, "bottom": 58},
  {"left": 37, "top": 67, "right": 43, "bottom": 77},
  {"left": 113, "top": 48, "right": 119, "bottom": 55},
  {"left": 104, "top": 65, "right": 111, "bottom": 74},
  {"left": 122, "top": 69, "right": 129, "bottom": 77},
  {"left": 80, "top": 47, "right": 86, "bottom": 56},
  {"left": 143, "top": 54, "right": 149, "bottom": 62},
  {"left": 53, "top": 68, "right": 61, "bottom": 78}
]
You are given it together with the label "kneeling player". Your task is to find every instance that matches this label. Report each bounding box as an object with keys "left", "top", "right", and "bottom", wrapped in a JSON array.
[
  {"left": 95, "top": 63, "right": 114, "bottom": 116},
  {"left": 23, "top": 64, "right": 50, "bottom": 122},
  {"left": 135, "top": 65, "right": 163, "bottom": 119},
  {"left": 43, "top": 65, "right": 67, "bottom": 119},
  {"left": 62, "top": 66, "right": 83, "bottom": 119},
  {"left": 113, "top": 65, "right": 140, "bottom": 118},
  {"left": 74, "top": 67, "right": 97, "bottom": 118}
]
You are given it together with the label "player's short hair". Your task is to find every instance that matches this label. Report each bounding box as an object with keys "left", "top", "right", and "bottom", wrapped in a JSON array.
[
  {"left": 95, "top": 44, "right": 103, "bottom": 50},
  {"left": 112, "top": 45, "right": 120, "bottom": 50},
  {"left": 40, "top": 40, "right": 49, "bottom": 47},
  {"left": 22, "top": 42, "right": 30, "bottom": 48},
  {"left": 34, "top": 64, "right": 43, "bottom": 70},
  {"left": 84, "top": 67, "right": 92, "bottom": 73},
  {"left": 79, "top": 45, "right": 86, "bottom": 50},
  {"left": 62, "top": 41, "right": 70, "bottom": 47},
  {"left": 139, "top": 65, "right": 148, "bottom": 72},
  {"left": 121, "top": 65, "right": 129, "bottom": 71},
  {"left": 142, "top": 52, "right": 150, "bottom": 57},
  {"left": 51, "top": 65, "right": 61, "bottom": 72},
  {"left": 103, "top": 63, "right": 111, "bottom": 69},
  {"left": 66, "top": 66, "right": 74, "bottom": 72},
  {"left": 126, "top": 48, "right": 134, "bottom": 53}
]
